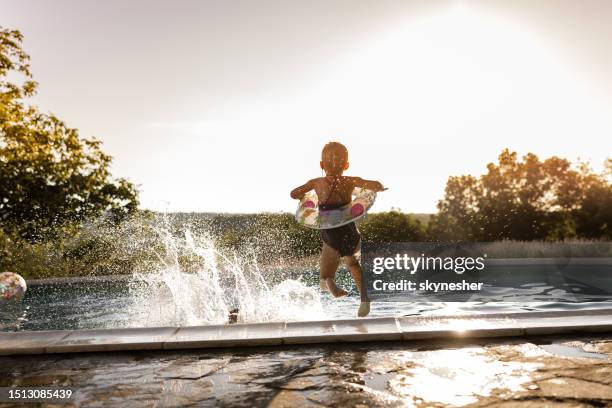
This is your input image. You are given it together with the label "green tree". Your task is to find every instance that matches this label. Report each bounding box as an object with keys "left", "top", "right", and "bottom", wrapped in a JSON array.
[
  {"left": 573, "top": 159, "right": 612, "bottom": 239},
  {"left": 0, "top": 27, "right": 138, "bottom": 240},
  {"left": 430, "top": 149, "right": 611, "bottom": 241}
]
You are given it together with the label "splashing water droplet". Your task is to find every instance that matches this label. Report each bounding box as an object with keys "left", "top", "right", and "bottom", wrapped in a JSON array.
[{"left": 127, "top": 219, "right": 326, "bottom": 326}]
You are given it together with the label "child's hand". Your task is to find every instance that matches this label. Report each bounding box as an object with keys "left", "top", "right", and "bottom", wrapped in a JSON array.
[
  {"left": 352, "top": 177, "right": 386, "bottom": 192},
  {"left": 373, "top": 181, "right": 386, "bottom": 192}
]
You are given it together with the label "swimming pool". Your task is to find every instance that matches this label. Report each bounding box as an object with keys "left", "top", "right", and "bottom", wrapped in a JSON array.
[
  {"left": 3, "top": 268, "right": 612, "bottom": 332},
  {"left": 2, "top": 226, "right": 611, "bottom": 332}
]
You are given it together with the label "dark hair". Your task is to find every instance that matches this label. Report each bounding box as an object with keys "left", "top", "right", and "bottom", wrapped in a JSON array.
[{"left": 321, "top": 141, "right": 348, "bottom": 173}]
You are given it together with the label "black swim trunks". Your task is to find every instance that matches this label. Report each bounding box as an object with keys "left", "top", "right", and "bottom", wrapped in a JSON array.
[
  {"left": 317, "top": 177, "right": 361, "bottom": 257},
  {"left": 320, "top": 222, "right": 361, "bottom": 257}
]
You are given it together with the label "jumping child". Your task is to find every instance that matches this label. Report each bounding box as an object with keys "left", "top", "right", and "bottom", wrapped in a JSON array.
[{"left": 290, "top": 142, "right": 386, "bottom": 317}]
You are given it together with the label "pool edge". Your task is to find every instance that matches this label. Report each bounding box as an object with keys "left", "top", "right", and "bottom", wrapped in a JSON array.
[{"left": 1, "top": 311, "right": 611, "bottom": 356}]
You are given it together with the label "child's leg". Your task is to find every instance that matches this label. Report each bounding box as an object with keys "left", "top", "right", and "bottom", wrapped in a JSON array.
[
  {"left": 343, "top": 255, "right": 369, "bottom": 302},
  {"left": 320, "top": 243, "right": 347, "bottom": 297},
  {"left": 344, "top": 253, "right": 370, "bottom": 317}
]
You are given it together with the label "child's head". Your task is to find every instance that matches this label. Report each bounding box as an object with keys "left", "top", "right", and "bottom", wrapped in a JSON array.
[{"left": 320, "top": 141, "right": 349, "bottom": 175}]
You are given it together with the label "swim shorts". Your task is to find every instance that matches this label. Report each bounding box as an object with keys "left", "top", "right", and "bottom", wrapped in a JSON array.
[{"left": 320, "top": 222, "right": 361, "bottom": 257}]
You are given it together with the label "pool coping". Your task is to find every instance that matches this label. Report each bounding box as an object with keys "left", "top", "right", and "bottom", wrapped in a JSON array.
[{"left": 1, "top": 309, "right": 611, "bottom": 356}]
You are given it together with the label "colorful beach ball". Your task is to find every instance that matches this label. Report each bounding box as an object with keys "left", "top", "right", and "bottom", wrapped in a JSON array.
[{"left": 0, "top": 272, "right": 27, "bottom": 301}]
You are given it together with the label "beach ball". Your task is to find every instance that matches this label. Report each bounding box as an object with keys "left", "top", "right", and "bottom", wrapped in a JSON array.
[{"left": 0, "top": 272, "right": 27, "bottom": 301}]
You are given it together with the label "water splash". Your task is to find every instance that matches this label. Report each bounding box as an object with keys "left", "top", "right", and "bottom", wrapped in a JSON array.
[{"left": 127, "top": 221, "right": 326, "bottom": 326}]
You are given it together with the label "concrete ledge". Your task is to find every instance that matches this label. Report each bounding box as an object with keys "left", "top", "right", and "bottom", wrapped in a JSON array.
[
  {"left": 284, "top": 317, "right": 401, "bottom": 344},
  {"left": 0, "top": 330, "right": 71, "bottom": 355},
  {"left": 164, "top": 322, "right": 285, "bottom": 349},
  {"left": 1, "top": 310, "right": 611, "bottom": 356},
  {"left": 49, "top": 327, "right": 179, "bottom": 353},
  {"left": 397, "top": 315, "right": 525, "bottom": 340}
]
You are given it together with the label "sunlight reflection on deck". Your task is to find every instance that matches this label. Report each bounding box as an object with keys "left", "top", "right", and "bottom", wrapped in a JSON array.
[{"left": 365, "top": 344, "right": 544, "bottom": 406}]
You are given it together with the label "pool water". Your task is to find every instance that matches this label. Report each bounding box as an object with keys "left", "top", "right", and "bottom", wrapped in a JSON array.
[
  {"left": 2, "top": 271, "right": 612, "bottom": 332},
  {"left": 2, "top": 227, "right": 611, "bottom": 332}
]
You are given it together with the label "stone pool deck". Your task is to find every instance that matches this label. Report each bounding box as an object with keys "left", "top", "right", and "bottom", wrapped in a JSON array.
[
  {"left": 1, "top": 310, "right": 612, "bottom": 407},
  {"left": 1, "top": 309, "right": 611, "bottom": 356},
  {"left": 1, "top": 333, "right": 611, "bottom": 407}
]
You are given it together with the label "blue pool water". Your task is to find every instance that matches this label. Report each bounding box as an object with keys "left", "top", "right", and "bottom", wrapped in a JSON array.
[{"left": 2, "top": 271, "right": 612, "bottom": 332}]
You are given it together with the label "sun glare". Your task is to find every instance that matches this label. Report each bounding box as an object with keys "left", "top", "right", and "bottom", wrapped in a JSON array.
[
  {"left": 149, "top": 5, "right": 612, "bottom": 212},
  {"left": 301, "top": 5, "right": 609, "bottom": 142}
]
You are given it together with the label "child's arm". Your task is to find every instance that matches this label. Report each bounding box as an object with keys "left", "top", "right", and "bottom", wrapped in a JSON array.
[
  {"left": 290, "top": 179, "right": 315, "bottom": 199},
  {"left": 350, "top": 177, "right": 386, "bottom": 192}
]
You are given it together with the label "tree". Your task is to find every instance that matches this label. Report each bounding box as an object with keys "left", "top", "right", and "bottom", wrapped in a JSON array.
[
  {"left": 0, "top": 27, "right": 138, "bottom": 240},
  {"left": 430, "top": 149, "right": 611, "bottom": 241},
  {"left": 573, "top": 159, "right": 612, "bottom": 239}
]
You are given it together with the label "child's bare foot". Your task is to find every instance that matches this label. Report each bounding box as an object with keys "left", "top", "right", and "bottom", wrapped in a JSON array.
[
  {"left": 325, "top": 278, "right": 348, "bottom": 297},
  {"left": 358, "top": 301, "right": 370, "bottom": 317},
  {"left": 319, "top": 279, "right": 328, "bottom": 291}
]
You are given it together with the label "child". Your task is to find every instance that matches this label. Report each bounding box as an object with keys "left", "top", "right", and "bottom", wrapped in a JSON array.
[{"left": 290, "top": 142, "right": 385, "bottom": 317}]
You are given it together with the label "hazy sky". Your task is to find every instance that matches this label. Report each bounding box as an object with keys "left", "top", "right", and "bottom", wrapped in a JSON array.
[{"left": 3, "top": 0, "right": 612, "bottom": 213}]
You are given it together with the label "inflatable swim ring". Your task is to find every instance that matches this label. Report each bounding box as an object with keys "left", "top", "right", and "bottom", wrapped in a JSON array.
[
  {"left": 0, "top": 271, "right": 27, "bottom": 301},
  {"left": 296, "top": 187, "right": 377, "bottom": 229}
]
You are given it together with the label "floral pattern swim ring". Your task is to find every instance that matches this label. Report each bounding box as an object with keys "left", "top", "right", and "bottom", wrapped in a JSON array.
[{"left": 296, "top": 187, "right": 377, "bottom": 229}]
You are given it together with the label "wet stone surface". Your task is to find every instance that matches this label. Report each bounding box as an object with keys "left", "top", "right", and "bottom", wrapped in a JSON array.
[{"left": 0, "top": 335, "right": 611, "bottom": 407}]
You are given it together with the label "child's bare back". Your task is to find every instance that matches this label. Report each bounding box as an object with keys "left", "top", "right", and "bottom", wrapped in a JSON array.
[
  {"left": 290, "top": 141, "right": 386, "bottom": 318},
  {"left": 295, "top": 176, "right": 383, "bottom": 207},
  {"left": 311, "top": 176, "right": 358, "bottom": 207}
]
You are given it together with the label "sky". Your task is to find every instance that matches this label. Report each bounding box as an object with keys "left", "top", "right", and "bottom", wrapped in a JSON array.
[{"left": 2, "top": 0, "right": 612, "bottom": 213}]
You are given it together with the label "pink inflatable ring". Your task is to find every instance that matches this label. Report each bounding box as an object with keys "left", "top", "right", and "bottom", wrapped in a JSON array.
[{"left": 295, "top": 187, "right": 377, "bottom": 229}]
